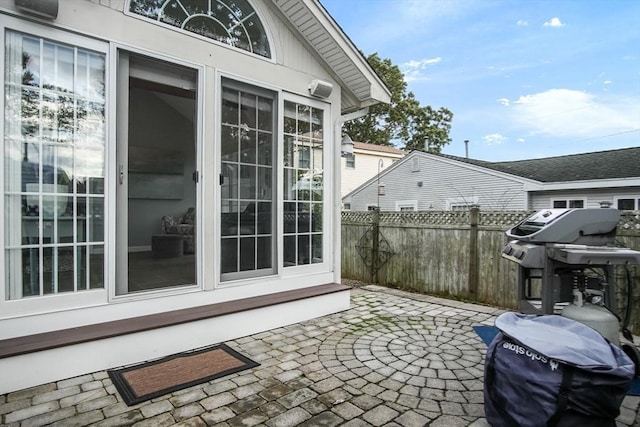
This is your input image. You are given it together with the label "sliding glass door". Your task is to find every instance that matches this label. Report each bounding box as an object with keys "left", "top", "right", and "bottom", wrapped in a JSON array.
[
  {"left": 220, "top": 80, "right": 276, "bottom": 281},
  {"left": 115, "top": 51, "right": 198, "bottom": 295}
]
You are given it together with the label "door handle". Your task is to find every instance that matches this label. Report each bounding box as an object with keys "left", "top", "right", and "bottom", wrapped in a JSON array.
[{"left": 119, "top": 164, "right": 124, "bottom": 184}]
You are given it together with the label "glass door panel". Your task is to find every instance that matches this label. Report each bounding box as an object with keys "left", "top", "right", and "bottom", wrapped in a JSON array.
[
  {"left": 283, "top": 101, "right": 325, "bottom": 267},
  {"left": 220, "top": 81, "right": 275, "bottom": 281},
  {"left": 115, "top": 52, "right": 198, "bottom": 295}
]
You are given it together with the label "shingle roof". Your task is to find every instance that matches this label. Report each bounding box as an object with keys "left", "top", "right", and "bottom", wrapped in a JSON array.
[
  {"left": 354, "top": 141, "right": 406, "bottom": 155},
  {"left": 436, "top": 147, "right": 640, "bottom": 183}
]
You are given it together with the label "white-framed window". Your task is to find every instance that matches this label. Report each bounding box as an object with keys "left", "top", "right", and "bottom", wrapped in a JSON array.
[
  {"left": 345, "top": 154, "right": 355, "bottom": 169},
  {"left": 343, "top": 203, "right": 351, "bottom": 211},
  {"left": 127, "top": 0, "right": 271, "bottom": 59},
  {"left": 615, "top": 196, "right": 640, "bottom": 210},
  {"left": 366, "top": 205, "right": 378, "bottom": 211},
  {"left": 3, "top": 25, "right": 107, "bottom": 303},
  {"left": 552, "top": 199, "right": 585, "bottom": 209},
  {"left": 283, "top": 98, "right": 328, "bottom": 267},
  {"left": 395, "top": 200, "right": 417, "bottom": 211},
  {"left": 446, "top": 197, "right": 478, "bottom": 211}
]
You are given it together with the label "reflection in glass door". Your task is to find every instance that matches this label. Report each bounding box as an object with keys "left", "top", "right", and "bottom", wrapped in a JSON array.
[
  {"left": 116, "top": 52, "right": 198, "bottom": 295},
  {"left": 4, "top": 31, "right": 106, "bottom": 300},
  {"left": 220, "top": 80, "right": 275, "bottom": 281}
]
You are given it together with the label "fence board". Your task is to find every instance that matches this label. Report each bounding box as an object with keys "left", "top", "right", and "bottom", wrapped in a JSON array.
[{"left": 342, "top": 210, "right": 640, "bottom": 334}]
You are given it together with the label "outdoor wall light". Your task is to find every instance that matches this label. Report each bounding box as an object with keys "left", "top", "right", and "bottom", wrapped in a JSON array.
[
  {"left": 308, "top": 79, "right": 333, "bottom": 98},
  {"left": 15, "top": 0, "right": 58, "bottom": 19},
  {"left": 341, "top": 134, "right": 354, "bottom": 158}
]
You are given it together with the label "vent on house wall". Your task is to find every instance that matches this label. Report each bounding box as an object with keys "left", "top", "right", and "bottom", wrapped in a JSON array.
[
  {"left": 417, "top": 181, "right": 423, "bottom": 187},
  {"left": 411, "top": 157, "right": 420, "bottom": 172}
]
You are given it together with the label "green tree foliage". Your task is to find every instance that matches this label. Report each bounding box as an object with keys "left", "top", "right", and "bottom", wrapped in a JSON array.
[{"left": 343, "top": 53, "right": 453, "bottom": 153}]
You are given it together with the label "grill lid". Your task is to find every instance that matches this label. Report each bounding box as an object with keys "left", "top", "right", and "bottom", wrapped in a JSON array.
[{"left": 505, "top": 208, "right": 619, "bottom": 245}]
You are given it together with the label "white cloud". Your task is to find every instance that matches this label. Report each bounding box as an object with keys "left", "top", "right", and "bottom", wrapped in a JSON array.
[
  {"left": 497, "top": 98, "right": 510, "bottom": 106},
  {"left": 516, "top": 20, "right": 528, "bottom": 26},
  {"left": 402, "top": 57, "right": 442, "bottom": 82},
  {"left": 543, "top": 17, "right": 564, "bottom": 27},
  {"left": 404, "top": 58, "right": 442, "bottom": 69},
  {"left": 516, "top": 138, "right": 526, "bottom": 143},
  {"left": 506, "top": 89, "right": 640, "bottom": 138},
  {"left": 482, "top": 133, "right": 508, "bottom": 145}
]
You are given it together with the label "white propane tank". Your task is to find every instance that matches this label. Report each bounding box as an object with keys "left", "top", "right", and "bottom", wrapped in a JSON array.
[{"left": 561, "top": 290, "right": 620, "bottom": 346}]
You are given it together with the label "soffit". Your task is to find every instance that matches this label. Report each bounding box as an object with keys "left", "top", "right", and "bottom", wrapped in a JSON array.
[{"left": 272, "top": 0, "right": 391, "bottom": 113}]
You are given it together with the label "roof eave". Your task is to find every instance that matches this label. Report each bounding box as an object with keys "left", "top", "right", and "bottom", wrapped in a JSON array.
[{"left": 273, "top": 0, "right": 391, "bottom": 113}]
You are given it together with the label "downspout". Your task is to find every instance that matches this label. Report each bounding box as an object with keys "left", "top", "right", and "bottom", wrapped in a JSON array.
[{"left": 334, "top": 107, "right": 369, "bottom": 283}]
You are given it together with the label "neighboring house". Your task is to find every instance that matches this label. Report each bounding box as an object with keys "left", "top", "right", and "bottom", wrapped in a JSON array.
[
  {"left": 343, "top": 147, "right": 640, "bottom": 211},
  {"left": 341, "top": 141, "right": 406, "bottom": 200},
  {"left": 0, "top": 0, "right": 391, "bottom": 393}
]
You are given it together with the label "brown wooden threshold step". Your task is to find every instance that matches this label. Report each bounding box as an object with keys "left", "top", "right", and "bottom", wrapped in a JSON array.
[{"left": 0, "top": 283, "right": 350, "bottom": 359}]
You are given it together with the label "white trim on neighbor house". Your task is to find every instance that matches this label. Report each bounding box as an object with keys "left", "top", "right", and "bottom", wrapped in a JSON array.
[
  {"left": 614, "top": 195, "right": 640, "bottom": 210},
  {"left": 530, "top": 177, "right": 640, "bottom": 191},
  {"left": 446, "top": 196, "right": 480, "bottom": 211},
  {"left": 395, "top": 200, "right": 418, "bottom": 211},
  {"left": 550, "top": 198, "right": 586, "bottom": 209}
]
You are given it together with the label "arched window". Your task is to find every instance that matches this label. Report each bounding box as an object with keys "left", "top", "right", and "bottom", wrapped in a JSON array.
[{"left": 129, "top": 0, "right": 271, "bottom": 58}]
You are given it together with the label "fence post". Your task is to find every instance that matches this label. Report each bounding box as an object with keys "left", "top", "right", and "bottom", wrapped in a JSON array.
[
  {"left": 371, "top": 208, "right": 380, "bottom": 284},
  {"left": 468, "top": 205, "right": 480, "bottom": 300}
]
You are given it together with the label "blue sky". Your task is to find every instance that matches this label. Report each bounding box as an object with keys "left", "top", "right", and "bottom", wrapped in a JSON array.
[{"left": 320, "top": 0, "right": 640, "bottom": 162}]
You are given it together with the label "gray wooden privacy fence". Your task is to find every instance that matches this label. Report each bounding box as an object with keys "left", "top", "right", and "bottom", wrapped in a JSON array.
[{"left": 341, "top": 209, "right": 640, "bottom": 334}]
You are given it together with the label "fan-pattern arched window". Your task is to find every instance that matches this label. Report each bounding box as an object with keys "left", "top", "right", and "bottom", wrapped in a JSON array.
[{"left": 129, "top": 0, "right": 271, "bottom": 58}]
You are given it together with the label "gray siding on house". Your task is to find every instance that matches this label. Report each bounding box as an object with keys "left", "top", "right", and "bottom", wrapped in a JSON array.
[
  {"left": 344, "top": 148, "right": 640, "bottom": 212},
  {"left": 346, "top": 152, "right": 527, "bottom": 211}
]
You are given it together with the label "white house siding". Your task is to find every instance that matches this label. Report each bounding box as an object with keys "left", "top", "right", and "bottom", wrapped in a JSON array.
[
  {"left": 529, "top": 187, "right": 640, "bottom": 210},
  {"left": 341, "top": 148, "right": 404, "bottom": 197},
  {"left": 346, "top": 152, "right": 527, "bottom": 211},
  {"left": 0, "top": 0, "right": 344, "bottom": 313},
  {"left": 0, "top": 0, "right": 364, "bottom": 393}
]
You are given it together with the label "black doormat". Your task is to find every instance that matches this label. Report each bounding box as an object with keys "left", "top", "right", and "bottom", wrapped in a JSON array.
[{"left": 108, "top": 343, "right": 259, "bottom": 405}]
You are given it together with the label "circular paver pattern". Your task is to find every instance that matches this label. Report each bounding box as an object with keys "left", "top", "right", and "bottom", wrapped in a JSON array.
[{"left": 320, "top": 314, "right": 486, "bottom": 390}]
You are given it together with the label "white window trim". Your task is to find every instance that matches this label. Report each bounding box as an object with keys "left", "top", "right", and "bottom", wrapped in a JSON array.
[
  {"left": 280, "top": 92, "right": 332, "bottom": 277},
  {"left": 345, "top": 154, "right": 355, "bottom": 169},
  {"left": 395, "top": 200, "right": 418, "bottom": 211},
  {"left": 123, "top": 0, "right": 277, "bottom": 64},
  {"left": 0, "top": 18, "right": 111, "bottom": 317},
  {"left": 550, "top": 198, "right": 586, "bottom": 209},
  {"left": 614, "top": 195, "right": 640, "bottom": 210},
  {"left": 445, "top": 197, "right": 479, "bottom": 211}
]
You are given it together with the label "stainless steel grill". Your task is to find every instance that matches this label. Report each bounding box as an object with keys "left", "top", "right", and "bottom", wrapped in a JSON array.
[{"left": 502, "top": 208, "right": 640, "bottom": 315}]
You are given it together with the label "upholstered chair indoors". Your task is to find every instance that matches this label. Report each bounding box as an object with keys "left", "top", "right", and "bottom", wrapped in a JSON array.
[{"left": 160, "top": 207, "right": 195, "bottom": 254}]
